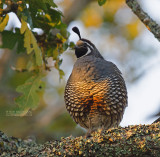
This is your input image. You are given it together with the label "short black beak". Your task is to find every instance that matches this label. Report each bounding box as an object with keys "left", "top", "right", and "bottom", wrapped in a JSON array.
[
  {"left": 69, "top": 46, "right": 77, "bottom": 51},
  {"left": 73, "top": 45, "right": 78, "bottom": 50}
]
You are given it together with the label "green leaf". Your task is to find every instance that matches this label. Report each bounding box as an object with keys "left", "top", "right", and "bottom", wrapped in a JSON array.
[
  {"left": 37, "top": 0, "right": 48, "bottom": 12},
  {"left": 98, "top": 0, "right": 107, "bottom": 6},
  {"left": 15, "top": 75, "right": 45, "bottom": 110},
  {"left": 28, "top": 0, "right": 57, "bottom": 17},
  {"left": 22, "top": 8, "right": 33, "bottom": 28},
  {"left": 24, "top": 28, "right": 43, "bottom": 66},
  {"left": 0, "top": 14, "right": 9, "bottom": 32},
  {"left": 16, "top": 35, "right": 26, "bottom": 53},
  {"left": 69, "top": 42, "right": 75, "bottom": 49},
  {"left": 29, "top": 0, "right": 57, "bottom": 12},
  {"left": 45, "top": 0, "right": 57, "bottom": 8},
  {"left": 55, "top": 58, "right": 64, "bottom": 79},
  {"left": 1, "top": 31, "right": 17, "bottom": 49},
  {"left": 28, "top": 1, "right": 62, "bottom": 31},
  {"left": 1, "top": 29, "right": 26, "bottom": 53}
]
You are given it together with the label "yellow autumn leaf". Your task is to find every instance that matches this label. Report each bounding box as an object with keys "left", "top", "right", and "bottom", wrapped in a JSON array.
[
  {"left": 24, "top": 28, "right": 42, "bottom": 66},
  {"left": 25, "top": 28, "right": 42, "bottom": 66},
  {"left": 0, "top": 9, "right": 3, "bottom": 16},
  {"left": 48, "top": 22, "right": 56, "bottom": 27},
  {"left": 21, "top": 19, "right": 42, "bottom": 65},
  {"left": 0, "top": 14, "right": 9, "bottom": 32},
  {"left": 103, "top": 0, "right": 124, "bottom": 14},
  {"left": 32, "top": 39, "right": 43, "bottom": 66},
  {"left": 24, "top": 28, "right": 33, "bottom": 54},
  {"left": 81, "top": 3, "right": 102, "bottom": 27},
  {"left": 18, "top": 6, "right": 23, "bottom": 12},
  {"left": 45, "top": 14, "right": 52, "bottom": 21},
  {"left": 56, "top": 33, "right": 66, "bottom": 43},
  {"left": 103, "top": 0, "right": 124, "bottom": 21},
  {"left": 126, "top": 20, "right": 140, "bottom": 39},
  {"left": 20, "top": 19, "right": 28, "bottom": 34},
  {"left": 44, "top": 14, "right": 58, "bottom": 27}
]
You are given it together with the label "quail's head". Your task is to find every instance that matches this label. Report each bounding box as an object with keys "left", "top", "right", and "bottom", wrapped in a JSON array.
[{"left": 72, "top": 27, "right": 97, "bottom": 58}]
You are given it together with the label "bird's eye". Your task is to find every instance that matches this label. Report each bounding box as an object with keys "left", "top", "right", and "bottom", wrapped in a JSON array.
[
  {"left": 75, "top": 43, "right": 88, "bottom": 58},
  {"left": 82, "top": 43, "right": 88, "bottom": 48}
]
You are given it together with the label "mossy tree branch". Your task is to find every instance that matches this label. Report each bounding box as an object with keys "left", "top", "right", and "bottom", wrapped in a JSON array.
[
  {"left": 126, "top": 0, "right": 160, "bottom": 42},
  {"left": 0, "top": 122, "right": 160, "bottom": 156}
]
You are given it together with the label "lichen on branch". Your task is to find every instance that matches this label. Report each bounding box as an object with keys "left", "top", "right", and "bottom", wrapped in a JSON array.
[
  {"left": 126, "top": 0, "right": 160, "bottom": 42},
  {"left": 0, "top": 122, "right": 160, "bottom": 156}
]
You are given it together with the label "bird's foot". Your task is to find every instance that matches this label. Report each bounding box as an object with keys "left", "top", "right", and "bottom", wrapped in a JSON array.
[{"left": 85, "top": 129, "right": 94, "bottom": 138}]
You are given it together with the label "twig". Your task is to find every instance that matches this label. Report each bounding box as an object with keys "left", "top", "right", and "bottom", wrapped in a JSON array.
[{"left": 126, "top": 0, "right": 160, "bottom": 42}]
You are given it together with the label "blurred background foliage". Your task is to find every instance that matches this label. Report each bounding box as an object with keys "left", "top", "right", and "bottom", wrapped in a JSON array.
[{"left": 0, "top": 0, "right": 160, "bottom": 143}]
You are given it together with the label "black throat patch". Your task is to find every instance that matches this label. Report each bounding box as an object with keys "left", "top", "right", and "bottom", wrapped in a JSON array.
[{"left": 75, "top": 45, "right": 89, "bottom": 58}]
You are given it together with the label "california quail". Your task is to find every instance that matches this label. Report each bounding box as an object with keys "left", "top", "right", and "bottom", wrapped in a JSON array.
[{"left": 64, "top": 27, "right": 128, "bottom": 135}]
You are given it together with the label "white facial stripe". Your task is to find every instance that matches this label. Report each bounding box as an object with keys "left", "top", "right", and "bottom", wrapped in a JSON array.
[
  {"left": 84, "top": 42, "right": 94, "bottom": 50},
  {"left": 85, "top": 47, "right": 91, "bottom": 55}
]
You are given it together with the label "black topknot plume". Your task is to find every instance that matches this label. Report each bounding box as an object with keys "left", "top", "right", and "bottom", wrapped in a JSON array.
[{"left": 72, "top": 27, "right": 81, "bottom": 39}]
